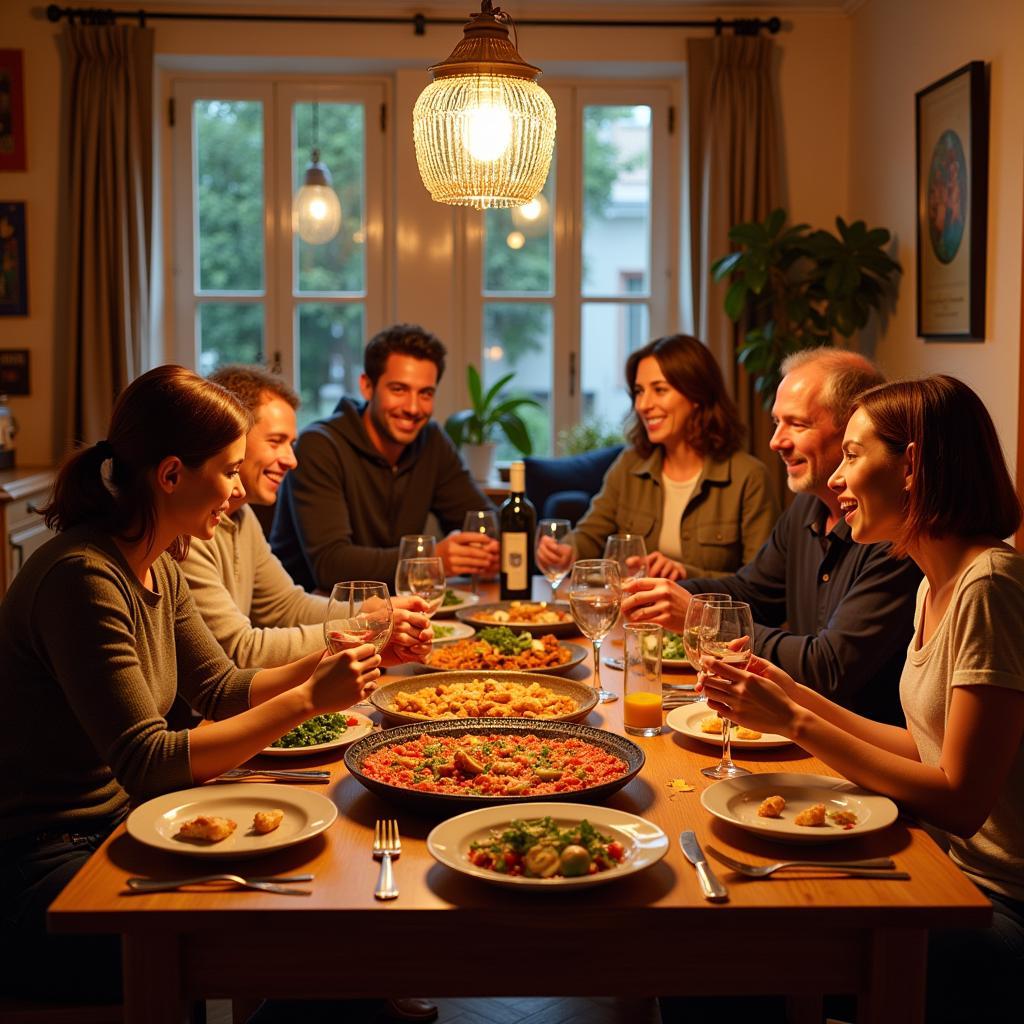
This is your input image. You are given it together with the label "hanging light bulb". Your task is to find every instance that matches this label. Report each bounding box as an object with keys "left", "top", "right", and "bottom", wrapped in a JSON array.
[
  {"left": 413, "top": 1, "right": 556, "bottom": 209},
  {"left": 510, "top": 193, "right": 550, "bottom": 236},
  {"left": 293, "top": 102, "right": 342, "bottom": 245}
]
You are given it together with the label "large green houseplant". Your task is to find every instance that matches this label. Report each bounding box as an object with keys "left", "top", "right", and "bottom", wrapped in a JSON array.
[{"left": 711, "top": 208, "right": 901, "bottom": 407}]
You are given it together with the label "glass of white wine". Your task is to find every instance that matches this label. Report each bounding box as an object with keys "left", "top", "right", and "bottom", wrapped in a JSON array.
[
  {"left": 462, "top": 510, "right": 499, "bottom": 594},
  {"left": 698, "top": 600, "right": 754, "bottom": 780},
  {"left": 401, "top": 556, "right": 447, "bottom": 618},
  {"left": 394, "top": 535, "right": 436, "bottom": 596},
  {"left": 324, "top": 581, "right": 394, "bottom": 656},
  {"left": 682, "top": 593, "right": 734, "bottom": 676},
  {"left": 603, "top": 533, "right": 647, "bottom": 581},
  {"left": 568, "top": 558, "right": 622, "bottom": 704},
  {"left": 535, "top": 518, "right": 573, "bottom": 600}
]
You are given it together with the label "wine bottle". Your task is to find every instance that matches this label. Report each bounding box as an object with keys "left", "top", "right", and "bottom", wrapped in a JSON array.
[{"left": 499, "top": 461, "right": 536, "bottom": 601}]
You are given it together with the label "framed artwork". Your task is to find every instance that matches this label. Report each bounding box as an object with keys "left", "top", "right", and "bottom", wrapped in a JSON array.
[
  {"left": 0, "top": 50, "right": 27, "bottom": 172},
  {"left": 0, "top": 202, "right": 28, "bottom": 317},
  {"left": 915, "top": 61, "right": 988, "bottom": 340}
]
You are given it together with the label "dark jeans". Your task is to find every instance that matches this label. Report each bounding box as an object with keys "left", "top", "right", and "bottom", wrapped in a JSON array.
[{"left": 0, "top": 823, "right": 122, "bottom": 1003}]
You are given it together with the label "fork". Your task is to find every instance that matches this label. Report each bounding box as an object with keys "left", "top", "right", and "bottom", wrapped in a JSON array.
[
  {"left": 705, "top": 846, "right": 908, "bottom": 879},
  {"left": 126, "top": 873, "right": 313, "bottom": 895},
  {"left": 373, "top": 818, "right": 401, "bottom": 900},
  {"left": 218, "top": 768, "right": 331, "bottom": 782}
]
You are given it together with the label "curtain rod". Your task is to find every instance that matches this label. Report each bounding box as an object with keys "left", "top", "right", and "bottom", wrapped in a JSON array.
[{"left": 45, "top": 5, "right": 782, "bottom": 36}]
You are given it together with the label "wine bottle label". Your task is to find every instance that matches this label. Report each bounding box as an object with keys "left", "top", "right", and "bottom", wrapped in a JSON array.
[{"left": 502, "top": 532, "right": 529, "bottom": 592}]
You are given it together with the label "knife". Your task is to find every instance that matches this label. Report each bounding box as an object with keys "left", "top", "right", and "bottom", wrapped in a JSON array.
[{"left": 679, "top": 830, "right": 729, "bottom": 902}]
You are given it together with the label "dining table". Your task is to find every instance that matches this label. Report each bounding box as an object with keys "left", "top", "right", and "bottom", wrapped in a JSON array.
[{"left": 48, "top": 579, "right": 991, "bottom": 1024}]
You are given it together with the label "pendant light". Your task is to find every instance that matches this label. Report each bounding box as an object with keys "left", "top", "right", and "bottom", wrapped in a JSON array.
[
  {"left": 413, "top": 1, "right": 556, "bottom": 209},
  {"left": 293, "top": 102, "right": 342, "bottom": 245}
]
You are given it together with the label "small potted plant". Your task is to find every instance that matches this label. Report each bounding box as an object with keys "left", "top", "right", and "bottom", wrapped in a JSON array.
[{"left": 445, "top": 364, "right": 540, "bottom": 483}]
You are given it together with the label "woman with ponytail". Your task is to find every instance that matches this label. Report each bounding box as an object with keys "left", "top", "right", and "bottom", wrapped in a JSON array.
[{"left": 0, "top": 365, "right": 382, "bottom": 1003}]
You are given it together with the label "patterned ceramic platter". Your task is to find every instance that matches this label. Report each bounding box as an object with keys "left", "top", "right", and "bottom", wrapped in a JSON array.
[{"left": 457, "top": 601, "right": 577, "bottom": 638}]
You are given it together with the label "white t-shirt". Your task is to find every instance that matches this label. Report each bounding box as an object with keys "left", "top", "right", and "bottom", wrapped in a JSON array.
[{"left": 656, "top": 472, "right": 700, "bottom": 560}]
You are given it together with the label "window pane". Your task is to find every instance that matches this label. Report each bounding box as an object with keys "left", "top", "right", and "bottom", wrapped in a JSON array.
[
  {"left": 581, "top": 105, "right": 651, "bottom": 297},
  {"left": 194, "top": 100, "right": 264, "bottom": 292},
  {"left": 580, "top": 301, "right": 648, "bottom": 429},
  {"left": 297, "top": 302, "right": 365, "bottom": 429},
  {"left": 294, "top": 103, "right": 366, "bottom": 293},
  {"left": 483, "top": 172, "right": 554, "bottom": 294},
  {"left": 482, "top": 303, "right": 552, "bottom": 459},
  {"left": 198, "top": 303, "right": 264, "bottom": 374}
]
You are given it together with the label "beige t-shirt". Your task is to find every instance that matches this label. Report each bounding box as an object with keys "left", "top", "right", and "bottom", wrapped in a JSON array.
[
  {"left": 899, "top": 547, "right": 1024, "bottom": 901},
  {"left": 656, "top": 472, "right": 700, "bottom": 561}
]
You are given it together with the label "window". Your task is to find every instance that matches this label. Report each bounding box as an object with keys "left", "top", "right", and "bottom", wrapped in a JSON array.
[{"left": 170, "top": 78, "right": 386, "bottom": 428}]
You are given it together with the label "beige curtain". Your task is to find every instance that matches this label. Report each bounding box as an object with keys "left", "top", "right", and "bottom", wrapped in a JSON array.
[
  {"left": 59, "top": 22, "right": 154, "bottom": 445},
  {"left": 688, "top": 34, "right": 784, "bottom": 500}
]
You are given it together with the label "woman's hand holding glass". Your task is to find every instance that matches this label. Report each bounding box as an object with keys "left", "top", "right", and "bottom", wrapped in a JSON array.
[
  {"left": 307, "top": 640, "right": 381, "bottom": 711},
  {"left": 385, "top": 595, "right": 434, "bottom": 665},
  {"left": 700, "top": 652, "right": 801, "bottom": 738},
  {"left": 400, "top": 556, "right": 447, "bottom": 618},
  {"left": 568, "top": 558, "right": 622, "bottom": 704},
  {"left": 324, "top": 581, "right": 394, "bottom": 655},
  {"left": 535, "top": 519, "right": 573, "bottom": 599},
  {"left": 461, "top": 510, "right": 500, "bottom": 594},
  {"left": 604, "top": 533, "right": 648, "bottom": 581},
  {"left": 682, "top": 593, "right": 733, "bottom": 681}
]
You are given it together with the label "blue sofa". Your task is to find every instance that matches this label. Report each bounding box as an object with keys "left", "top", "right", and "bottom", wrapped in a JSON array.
[{"left": 524, "top": 445, "right": 624, "bottom": 526}]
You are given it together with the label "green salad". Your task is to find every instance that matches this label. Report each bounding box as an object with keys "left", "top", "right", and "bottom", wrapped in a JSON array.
[
  {"left": 475, "top": 626, "right": 535, "bottom": 655},
  {"left": 432, "top": 623, "right": 455, "bottom": 639},
  {"left": 442, "top": 588, "right": 462, "bottom": 606},
  {"left": 270, "top": 712, "right": 358, "bottom": 749},
  {"left": 661, "top": 629, "right": 688, "bottom": 661}
]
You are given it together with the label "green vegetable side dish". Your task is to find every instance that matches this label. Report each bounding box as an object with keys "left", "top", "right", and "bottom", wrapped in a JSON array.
[
  {"left": 468, "top": 816, "right": 626, "bottom": 879},
  {"left": 270, "top": 712, "right": 356, "bottom": 749},
  {"left": 432, "top": 624, "right": 455, "bottom": 639},
  {"left": 475, "top": 626, "right": 535, "bottom": 656},
  {"left": 661, "top": 629, "right": 688, "bottom": 661},
  {"left": 442, "top": 588, "right": 461, "bottom": 606}
]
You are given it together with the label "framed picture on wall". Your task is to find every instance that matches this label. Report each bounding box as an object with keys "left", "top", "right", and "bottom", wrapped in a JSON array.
[
  {"left": 915, "top": 61, "right": 988, "bottom": 340},
  {"left": 0, "top": 202, "right": 28, "bottom": 317},
  {"left": 0, "top": 50, "right": 27, "bottom": 172}
]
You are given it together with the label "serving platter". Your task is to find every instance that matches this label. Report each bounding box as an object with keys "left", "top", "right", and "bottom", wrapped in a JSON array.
[
  {"left": 427, "top": 802, "right": 669, "bottom": 889},
  {"left": 434, "top": 588, "right": 480, "bottom": 618},
  {"left": 262, "top": 710, "right": 375, "bottom": 757},
  {"left": 701, "top": 772, "right": 899, "bottom": 844},
  {"left": 665, "top": 704, "right": 792, "bottom": 749},
  {"left": 126, "top": 783, "right": 337, "bottom": 858},
  {"left": 456, "top": 600, "right": 577, "bottom": 638},
  {"left": 418, "top": 640, "right": 588, "bottom": 676},
  {"left": 344, "top": 718, "right": 644, "bottom": 812},
  {"left": 369, "top": 670, "right": 599, "bottom": 726}
]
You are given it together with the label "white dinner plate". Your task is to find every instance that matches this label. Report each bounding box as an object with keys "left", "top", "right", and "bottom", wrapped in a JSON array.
[
  {"left": 429, "top": 620, "right": 476, "bottom": 644},
  {"left": 434, "top": 589, "right": 480, "bottom": 618},
  {"left": 701, "top": 772, "right": 899, "bottom": 844},
  {"left": 262, "top": 711, "right": 375, "bottom": 757},
  {"left": 666, "top": 704, "right": 792, "bottom": 749},
  {"left": 427, "top": 801, "right": 669, "bottom": 889},
  {"left": 126, "top": 783, "right": 337, "bottom": 858}
]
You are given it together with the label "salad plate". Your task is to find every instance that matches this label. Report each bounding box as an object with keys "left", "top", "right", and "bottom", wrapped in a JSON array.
[
  {"left": 429, "top": 620, "right": 476, "bottom": 645},
  {"left": 434, "top": 588, "right": 480, "bottom": 618},
  {"left": 262, "top": 710, "right": 374, "bottom": 757}
]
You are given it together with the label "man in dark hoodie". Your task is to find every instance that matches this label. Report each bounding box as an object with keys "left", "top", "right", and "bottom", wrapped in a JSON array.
[{"left": 271, "top": 324, "right": 499, "bottom": 590}]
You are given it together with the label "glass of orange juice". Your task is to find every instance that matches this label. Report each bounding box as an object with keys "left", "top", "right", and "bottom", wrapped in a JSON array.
[{"left": 622, "top": 622, "right": 663, "bottom": 737}]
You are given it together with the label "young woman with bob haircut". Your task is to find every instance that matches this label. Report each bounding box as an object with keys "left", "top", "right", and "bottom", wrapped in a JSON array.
[
  {"left": 700, "top": 374, "right": 1024, "bottom": 1021},
  {"left": 0, "top": 365, "right": 381, "bottom": 1003}
]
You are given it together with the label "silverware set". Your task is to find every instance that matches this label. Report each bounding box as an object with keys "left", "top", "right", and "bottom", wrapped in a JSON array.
[
  {"left": 373, "top": 818, "right": 402, "bottom": 900},
  {"left": 126, "top": 873, "right": 314, "bottom": 895}
]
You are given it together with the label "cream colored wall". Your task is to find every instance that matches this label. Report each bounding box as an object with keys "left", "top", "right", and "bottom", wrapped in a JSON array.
[
  {"left": 849, "top": 0, "right": 1024, "bottom": 471},
  {"left": 0, "top": 2, "right": 851, "bottom": 463}
]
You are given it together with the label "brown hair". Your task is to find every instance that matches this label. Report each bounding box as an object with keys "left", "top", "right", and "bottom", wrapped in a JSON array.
[
  {"left": 854, "top": 375, "right": 1021, "bottom": 555},
  {"left": 364, "top": 323, "right": 446, "bottom": 386},
  {"left": 624, "top": 335, "right": 744, "bottom": 460},
  {"left": 42, "top": 365, "right": 252, "bottom": 561},
  {"left": 208, "top": 364, "right": 300, "bottom": 416},
  {"left": 781, "top": 347, "right": 884, "bottom": 429}
]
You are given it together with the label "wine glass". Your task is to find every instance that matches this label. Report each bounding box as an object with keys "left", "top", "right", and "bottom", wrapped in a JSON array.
[
  {"left": 698, "top": 600, "right": 754, "bottom": 780},
  {"left": 682, "top": 593, "right": 735, "bottom": 674},
  {"left": 462, "top": 510, "right": 499, "bottom": 595},
  {"left": 394, "top": 535, "right": 436, "bottom": 596},
  {"left": 603, "top": 533, "right": 647, "bottom": 581},
  {"left": 535, "top": 518, "right": 573, "bottom": 600},
  {"left": 568, "top": 558, "right": 622, "bottom": 704},
  {"left": 401, "top": 556, "right": 447, "bottom": 618},
  {"left": 324, "top": 581, "right": 394, "bottom": 656}
]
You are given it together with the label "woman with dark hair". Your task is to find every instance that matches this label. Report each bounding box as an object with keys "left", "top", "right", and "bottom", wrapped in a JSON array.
[
  {"left": 700, "top": 375, "right": 1024, "bottom": 1021},
  {"left": 544, "top": 334, "right": 778, "bottom": 578},
  {"left": 0, "top": 365, "right": 381, "bottom": 1003}
]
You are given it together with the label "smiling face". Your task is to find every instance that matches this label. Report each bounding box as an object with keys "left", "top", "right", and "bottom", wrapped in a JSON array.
[
  {"left": 828, "top": 407, "right": 910, "bottom": 545},
  {"left": 632, "top": 356, "right": 696, "bottom": 453},
  {"left": 173, "top": 436, "right": 247, "bottom": 539},
  {"left": 360, "top": 354, "right": 438, "bottom": 459},
  {"left": 769, "top": 363, "right": 846, "bottom": 502},
  {"left": 233, "top": 394, "right": 298, "bottom": 510}
]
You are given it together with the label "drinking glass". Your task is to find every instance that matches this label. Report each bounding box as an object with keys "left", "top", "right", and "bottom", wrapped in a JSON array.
[
  {"left": 394, "top": 535, "right": 436, "bottom": 596},
  {"left": 400, "top": 556, "right": 447, "bottom": 618},
  {"left": 603, "top": 533, "right": 647, "bottom": 581},
  {"left": 681, "top": 593, "right": 734, "bottom": 679},
  {"left": 622, "top": 622, "right": 663, "bottom": 737},
  {"left": 324, "top": 581, "right": 394, "bottom": 656},
  {"left": 698, "top": 600, "right": 754, "bottom": 780},
  {"left": 535, "top": 518, "right": 573, "bottom": 599},
  {"left": 568, "top": 558, "right": 622, "bottom": 704},
  {"left": 462, "top": 510, "right": 499, "bottom": 595}
]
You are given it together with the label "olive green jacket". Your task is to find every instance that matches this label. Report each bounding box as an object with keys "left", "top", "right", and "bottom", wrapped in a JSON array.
[{"left": 571, "top": 448, "right": 779, "bottom": 578}]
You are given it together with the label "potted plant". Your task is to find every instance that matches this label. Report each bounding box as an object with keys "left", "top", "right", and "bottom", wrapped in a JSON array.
[
  {"left": 444, "top": 364, "right": 540, "bottom": 483},
  {"left": 711, "top": 208, "right": 901, "bottom": 407}
]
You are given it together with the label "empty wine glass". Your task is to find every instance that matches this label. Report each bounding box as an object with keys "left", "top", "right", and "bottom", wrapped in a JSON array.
[
  {"left": 568, "top": 558, "right": 622, "bottom": 704},
  {"left": 324, "top": 581, "right": 394, "bottom": 656},
  {"left": 604, "top": 533, "right": 647, "bottom": 581},
  {"left": 462, "top": 510, "right": 499, "bottom": 595},
  {"left": 535, "top": 518, "right": 573, "bottom": 599},
  {"left": 699, "top": 600, "right": 754, "bottom": 780},
  {"left": 394, "top": 535, "right": 436, "bottom": 596},
  {"left": 401, "top": 556, "right": 447, "bottom": 618}
]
